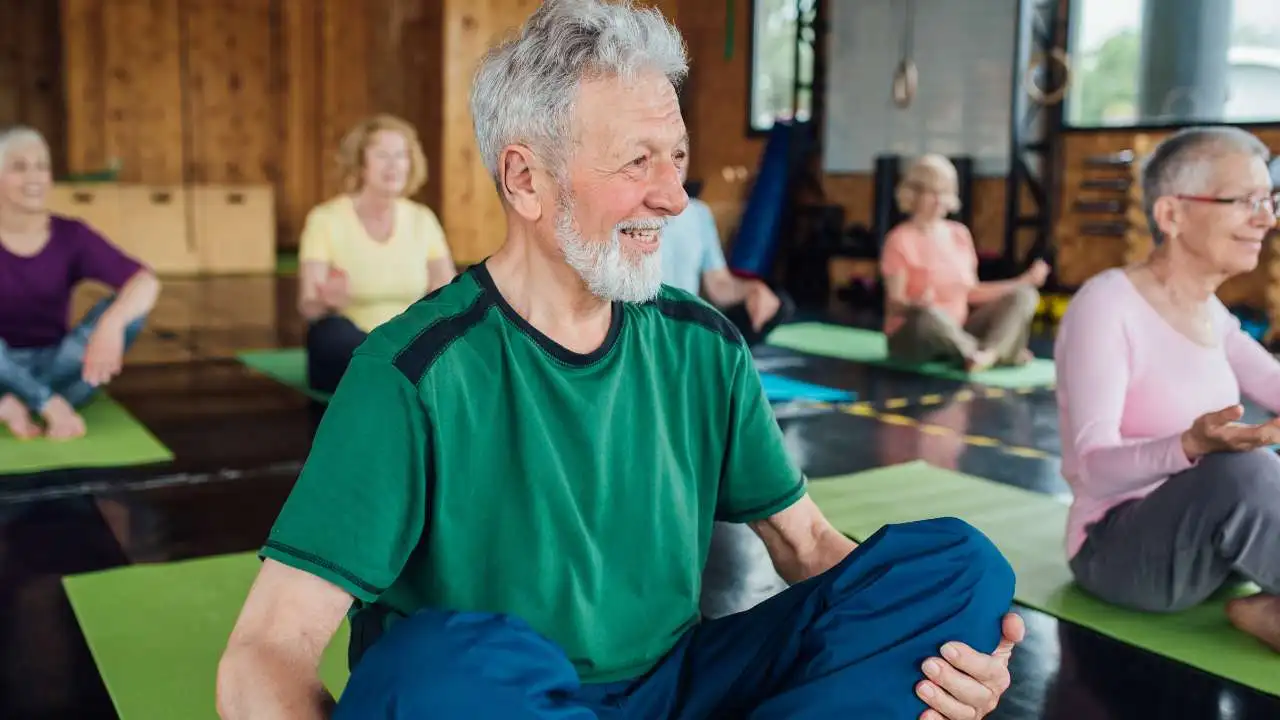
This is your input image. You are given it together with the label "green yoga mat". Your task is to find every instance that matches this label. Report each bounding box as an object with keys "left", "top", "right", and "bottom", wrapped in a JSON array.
[
  {"left": 0, "top": 395, "right": 172, "bottom": 475},
  {"left": 63, "top": 553, "right": 350, "bottom": 719},
  {"left": 767, "top": 323, "right": 1056, "bottom": 389},
  {"left": 808, "top": 461, "right": 1280, "bottom": 697},
  {"left": 276, "top": 252, "right": 299, "bottom": 276},
  {"left": 236, "top": 348, "right": 329, "bottom": 402}
]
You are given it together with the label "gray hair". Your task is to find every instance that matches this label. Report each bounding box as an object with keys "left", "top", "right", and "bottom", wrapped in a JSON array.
[
  {"left": 0, "top": 126, "right": 48, "bottom": 168},
  {"left": 1141, "top": 126, "right": 1272, "bottom": 242},
  {"left": 469, "top": 0, "right": 688, "bottom": 189}
]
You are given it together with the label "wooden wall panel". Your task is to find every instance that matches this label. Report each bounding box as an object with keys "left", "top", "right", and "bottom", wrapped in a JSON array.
[
  {"left": 99, "top": 0, "right": 186, "bottom": 183},
  {"left": 437, "top": 0, "right": 540, "bottom": 265},
  {"left": 62, "top": 0, "right": 108, "bottom": 173},
  {"left": 400, "top": 1, "right": 446, "bottom": 215},
  {"left": 679, "top": 0, "right": 763, "bottom": 238},
  {"left": 278, "top": 1, "right": 322, "bottom": 250},
  {"left": 319, "top": 2, "right": 372, "bottom": 200},
  {"left": 0, "top": 0, "right": 66, "bottom": 172},
  {"left": 61, "top": 0, "right": 450, "bottom": 252},
  {"left": 183, "top": 0, "right": 278, "bottom": 185}
]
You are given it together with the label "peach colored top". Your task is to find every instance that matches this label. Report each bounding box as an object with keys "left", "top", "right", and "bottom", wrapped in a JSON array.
[{"left": 879, "top": 220, "right": 978, "bottom": 335}]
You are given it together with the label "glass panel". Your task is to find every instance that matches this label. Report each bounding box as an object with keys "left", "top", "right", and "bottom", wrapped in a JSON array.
[{"left": 1065, "top": 0, "right": 1280, "bottom": 128}]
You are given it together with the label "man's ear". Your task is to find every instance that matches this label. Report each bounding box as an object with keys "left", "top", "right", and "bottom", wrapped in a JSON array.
[{"left": 499, "top": 145, "right": 544, "bottom": 222}]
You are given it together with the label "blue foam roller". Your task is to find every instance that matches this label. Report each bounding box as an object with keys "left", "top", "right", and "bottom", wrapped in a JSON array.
[{"left": 728, "top": 121, "right": 801, "bottom": 278}]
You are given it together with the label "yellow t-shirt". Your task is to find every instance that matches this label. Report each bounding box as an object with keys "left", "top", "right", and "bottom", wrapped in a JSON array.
[{"left": 298, "top": 196, "right": 449, "bottom": 332}]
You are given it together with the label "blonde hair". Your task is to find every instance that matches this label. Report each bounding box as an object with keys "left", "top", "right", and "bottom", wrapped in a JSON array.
[
  {"left": 336, "top": 114, "right": 429, "bottom": 196},
  {"left": 896, "top": 154, "right": 961, "bottom": 216}
]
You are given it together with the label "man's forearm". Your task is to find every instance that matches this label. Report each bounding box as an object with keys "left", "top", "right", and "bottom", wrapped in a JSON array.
[
  {"left": 793, "top": 526, "right": 858, "bottom": 581},
  {"left": 217, "top": 644, "right": 335, "bottom": 720},
  {"left": 754, "top": 518, "right": 858, "bottom": 584},
  {"left": 703, "top": 274, "right": 752, "bottom": 308}
]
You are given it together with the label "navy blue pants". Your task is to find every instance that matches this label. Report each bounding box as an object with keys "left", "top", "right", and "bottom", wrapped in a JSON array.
[{"left": 333, "top": 517, "right": 1015, "bottom": 719}]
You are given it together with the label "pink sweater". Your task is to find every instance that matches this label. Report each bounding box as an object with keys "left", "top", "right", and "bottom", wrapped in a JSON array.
[{"left": 1055, "top": 268, "right": 1280, "bottom": 558}]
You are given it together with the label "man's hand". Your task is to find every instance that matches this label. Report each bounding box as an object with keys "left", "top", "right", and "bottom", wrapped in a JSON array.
[
  {"left": 82, "top": 317, "right": 126, "bottom": 386},
  {"left": 916, "top": 612, "right": 1024, "bottom": 719},
  {"left": 744, "top": 281, "right": 781, "bottom": 331}
]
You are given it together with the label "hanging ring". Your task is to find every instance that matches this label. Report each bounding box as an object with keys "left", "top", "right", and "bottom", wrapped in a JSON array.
[
  {"left": 1024, "top": 48, "right": 1071, "bottom": 106},
  {"left": 892, "top": 59, "right": 918, "bottom": 109}
]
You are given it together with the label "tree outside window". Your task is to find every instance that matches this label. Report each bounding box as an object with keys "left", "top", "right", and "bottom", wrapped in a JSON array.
[{"left": 1067, "top": 0, "right": 1280, "bottom": 128}]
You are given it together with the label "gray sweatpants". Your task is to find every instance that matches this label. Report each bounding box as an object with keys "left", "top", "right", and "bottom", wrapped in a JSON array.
[
  {"left": 699, "top": 521, "right": 789, "bottom": 618},
  {"left": 1070, "top": 449, "right": 1280, "bottom": 612}
]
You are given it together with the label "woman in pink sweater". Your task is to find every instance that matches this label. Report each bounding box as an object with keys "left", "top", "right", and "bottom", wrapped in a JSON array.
[{"left": 1055, "top": 126, "right": 1280, "bottom": 652}]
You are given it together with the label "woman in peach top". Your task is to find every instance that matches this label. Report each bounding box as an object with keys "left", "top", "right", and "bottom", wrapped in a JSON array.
[{"left": 880, "top": 154, "right": 1048, "bottom": 372}]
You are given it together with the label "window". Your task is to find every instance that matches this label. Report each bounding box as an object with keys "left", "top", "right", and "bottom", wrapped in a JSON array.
[
  {"left": 749, "top": 0, "right": 816, "bottom": 133},
  {"left": 1066, "top": 0, "right": 1280, "bottom": 128}
]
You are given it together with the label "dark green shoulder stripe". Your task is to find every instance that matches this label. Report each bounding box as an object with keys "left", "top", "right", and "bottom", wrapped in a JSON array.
[
  {"left": 393, "top": 292, "right": 494, "bottom": 386},
  {"left": 654, "top": 296, "right": 743, "bottom": 346},
  {"left": 261, "top": 539, "right": 385, "bottom": 596}
]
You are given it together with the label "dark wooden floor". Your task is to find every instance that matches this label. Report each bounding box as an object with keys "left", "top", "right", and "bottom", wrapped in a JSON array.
[{"left": 1, "top": 276, "right": 1277, "bottom": 719}]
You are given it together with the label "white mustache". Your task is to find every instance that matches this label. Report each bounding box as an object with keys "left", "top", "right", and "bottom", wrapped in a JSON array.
[{"left": 616, "top": 218, "right": 666, "bottom": 232}]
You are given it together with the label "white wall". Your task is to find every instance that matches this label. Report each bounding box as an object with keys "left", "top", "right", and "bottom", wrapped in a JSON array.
[{"left": 822, "top": 0, "right": 1020, "bottom": 176}]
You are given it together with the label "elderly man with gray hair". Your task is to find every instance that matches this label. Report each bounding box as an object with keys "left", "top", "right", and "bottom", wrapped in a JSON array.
[
  {"left": 1055, "top": 126, "right": 1280, "bottom": 652},
  {"left": 216, "top": 2, "right": 1023, "bottom": 718}
]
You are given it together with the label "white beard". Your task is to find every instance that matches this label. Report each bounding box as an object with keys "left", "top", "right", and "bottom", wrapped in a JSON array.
[{"left": 556, "top": 199, "right": 665, "bottom": 304}]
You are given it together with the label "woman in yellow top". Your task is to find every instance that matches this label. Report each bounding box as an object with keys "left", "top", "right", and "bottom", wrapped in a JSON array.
[{"left": 298, "top": 114, "right": 456, "bottom": 394}]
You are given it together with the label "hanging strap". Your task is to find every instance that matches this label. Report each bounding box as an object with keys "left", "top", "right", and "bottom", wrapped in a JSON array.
[{"left": 892, "top": 0, "right": 919, "bottom": 109}]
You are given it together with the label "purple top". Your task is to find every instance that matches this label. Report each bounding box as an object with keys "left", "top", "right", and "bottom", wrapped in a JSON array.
[{"left": 0, "top": 215, "right": 145, "bottom": 348}]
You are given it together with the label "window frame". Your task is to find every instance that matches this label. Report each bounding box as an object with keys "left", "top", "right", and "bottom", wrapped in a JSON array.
[{"left": 746, "top": 0, "right": 816, "bottom": 137}]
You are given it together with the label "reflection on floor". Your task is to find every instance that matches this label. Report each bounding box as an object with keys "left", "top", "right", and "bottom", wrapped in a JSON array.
[{"left": 2, "top": 275, "right": 1276, "bottom": 719}]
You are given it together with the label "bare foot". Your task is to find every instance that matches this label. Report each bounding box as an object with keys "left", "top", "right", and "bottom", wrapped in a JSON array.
[
  {"left": 1011, "top": 348, "right": 1035, "bottom": 366},
  {"left": 40, "top": 395, "right": 87, "bottom": 441},
  {"left": 1226, "top": 594, "right": 1280, "bottom": 653},
  {"left": 965, "top": 348, "right": 998, "bottom": 373},
  {"left": 0, "top": 394, "right": 40, "bottom": 440}
]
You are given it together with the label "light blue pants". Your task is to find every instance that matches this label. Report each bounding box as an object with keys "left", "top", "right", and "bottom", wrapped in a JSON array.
[{"left": 0, "top": 297, "right": 146, "bottom": 412}]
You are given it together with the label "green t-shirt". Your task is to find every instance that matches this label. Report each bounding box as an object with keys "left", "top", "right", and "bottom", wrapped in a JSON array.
[{"left": 261, "top": 263, "right": 805, "bottom": 683}]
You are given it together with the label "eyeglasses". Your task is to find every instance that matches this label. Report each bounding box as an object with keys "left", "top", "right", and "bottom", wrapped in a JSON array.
[{"left": 1175, "top": 192, "right": 1280, "bottom": 216}]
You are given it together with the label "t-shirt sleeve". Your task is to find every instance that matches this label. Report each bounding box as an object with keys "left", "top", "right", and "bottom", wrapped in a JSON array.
[
  {"left": 695, "top": 203, "right": 727, "bottom": 274},
  {"left": 879, "top": 226, "right": 912, "bottom": 277},
  {"left": 716, "top": 346, "right": 807, "bottom": 523},
  {"left": 951, "top": 222, "right": 979, "bottom": 273},
  {"left": 297, "top": 206, "right": 334, "bottom": 264},
  {"left": 69, "top": 220, "right": 144, "bottom": 289},
  {"left": 260, "top": 350, "right": 431, "bottom": 602},
  {"left": 420, "top": 206, "right": 449, "bottom": 262}
]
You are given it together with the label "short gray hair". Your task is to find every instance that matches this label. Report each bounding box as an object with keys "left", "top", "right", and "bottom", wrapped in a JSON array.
[
  {"left": 469, "top": 0, "right": 688, "bottom": 189},
  {"left": 1141, "top": 126, "right": 1272, "bottom": 242},
  {"left": 0, "top": 126, "right": 48, "bottom": 168}
]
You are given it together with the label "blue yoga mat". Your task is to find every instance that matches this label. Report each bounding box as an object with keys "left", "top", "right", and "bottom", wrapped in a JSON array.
[{"left": 759, "top": 372, "right": 854, "bottom": 403}]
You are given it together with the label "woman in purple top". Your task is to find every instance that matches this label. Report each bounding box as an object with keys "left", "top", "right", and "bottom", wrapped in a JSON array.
[{"left": 0, "top": 127, "right": 160, "bottom": 440}]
